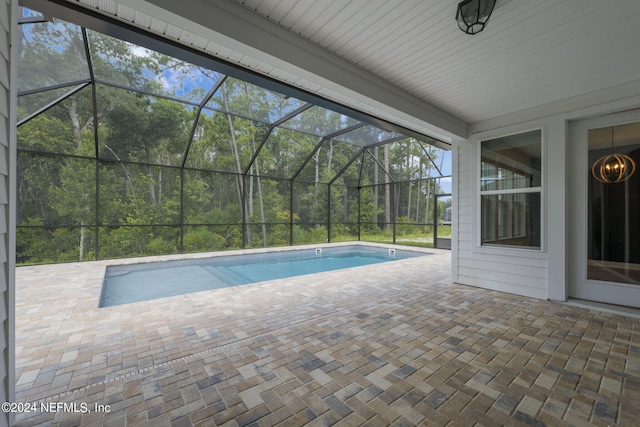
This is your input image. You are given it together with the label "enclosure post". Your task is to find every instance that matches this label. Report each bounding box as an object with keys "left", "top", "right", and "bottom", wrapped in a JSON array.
[
  {"left": 357, "top": 187, "right": 361, "bottom": 241},
  {"left": 327, "top": 184, "right": 331, "bottom": 243},
  {"left": 179, "top": 168, "right": 184, "bottom": 253},
  {"left": 393, "top": 183, "right": 397, "bottom": 244},
  {"left": 241, "top": 174, "right": 246, "bottom": 249},
  {"left": 433, "top": 193, "right": 438, "bottom": 249},
  {"left": 83, "top": 28, "right": 100, "bottom": 260},
  {"left": 289, "top": 180, "right": 294, "bottom": 246}
]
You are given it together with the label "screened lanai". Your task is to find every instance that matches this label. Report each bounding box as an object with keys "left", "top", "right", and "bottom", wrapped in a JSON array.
[{"left": 16, "top": 6, "right": 451, "bottom": 264}]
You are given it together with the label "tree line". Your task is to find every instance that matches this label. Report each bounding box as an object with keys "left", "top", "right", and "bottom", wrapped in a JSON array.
[{"left": 16, "top": 17, "right": 450, "bottom": 264}]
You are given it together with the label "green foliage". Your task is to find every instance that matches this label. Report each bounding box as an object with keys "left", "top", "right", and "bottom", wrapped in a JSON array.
[
  {"left": 183, "top": 229, "right": 226, "bottom": 252},
  {"left": 16, "top": 17, "right": 449, "bottom": 264},
  {"left": 292, "top": 225, "right": 327, "bottom": 245},
  {"left": 16, "top": 223, "right": 90, "bottom": 264}
]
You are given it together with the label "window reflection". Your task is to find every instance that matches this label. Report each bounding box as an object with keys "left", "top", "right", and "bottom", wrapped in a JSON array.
[
  {"left": 480, "top": 129, "right": 542, "bottom": 248},
  {"left": 481, "top": 193, "right": 540, "bottom": 247},
  {"left": 481, "top": 130, "right": 541, "bottom": 191},
  {"left": 588, "top": 123, "right": 640, "bottom": 284}
]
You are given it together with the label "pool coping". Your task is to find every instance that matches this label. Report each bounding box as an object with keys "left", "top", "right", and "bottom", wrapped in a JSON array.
[
  {"left": 98, "top": 243, "right": 432, "bottom": 307},
  {"left": 15, "top": 242, "right": 450, "bottom": 407},
  {"left": 17, "top": 241, "right": 436, "bottom": 312}
]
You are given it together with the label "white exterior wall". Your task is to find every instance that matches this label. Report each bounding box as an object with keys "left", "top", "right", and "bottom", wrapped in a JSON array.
[
  {"left": 454, "top": 94, "right": 640, "bottom": 302},
  {"left": 0, "top": 0, "right": 15, "bottom": 426},
  {"left": 453, "top": 118, "right": 567, "bottom": 300},
  {"left": 455, "top": 132, "right": 548, "bottom": 300}
]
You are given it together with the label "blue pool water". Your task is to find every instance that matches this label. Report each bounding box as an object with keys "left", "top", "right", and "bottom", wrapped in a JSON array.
[{"left": 100, "top": 245, "right": 427, "bottom": 307}]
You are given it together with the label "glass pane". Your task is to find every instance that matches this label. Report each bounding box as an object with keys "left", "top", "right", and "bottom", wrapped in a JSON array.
[
  {"left": 245, "top": 177, "right": 289, "bottom": 224},
  {"left": 296, "top": 139, "right": 362, "bottom": 183},
  {"left": 18, "top": 153, "right": 96, "bottom": 227},
  {"left": 184, "top": 109, "right": 268, "bottom": 172},
  {"left": 430, "top": 146, "right": 453, "bottom": 177},
  {"left": 395, "top": 224, "right": 431, "bottom": 248},
  {"left": 481, "top": 129, "right": 542, "bottom": 191},
  {"left": 436, "top": 176, "right": 453, "bottom": 196},
  {"left": 361, "top": 223, "right": 393, "bottom": 244},
  {"left": 293, "top": 181, "right": 327, "bottom": 226},
  {"left": 395, "top": 181, "right": 412, "bottom": 221},
  {"left": 437, "top": 195, "right": 453, "bottom": 226},
  {"left": 435, "top": 195, "right": 452, "bottom": 249},
  {"left": 377, "top": 138, "right": 446, "bottom": 181},
  {"left": 18, "top": 85, "right": 85, "bottom": 123},
  {"left": 98, "top": 163, "right": 181, "bottom": 225},
  {"left": 208, "top": 78, "right": 305, "bottom": 124},
  {"left": 280, "top": 105, "right": 360, "bottom": 137},
  {"left": 339, "top": 153, "right": 364, "bottom": 187},
  {"left": 183, "top": 170, "right": 242, "bottom": 225},
  {"left": 18, "top": 20, "right": 90, "bottom": 93},
  {"left": 244, "top": 176, "right": 290, "bottom": 248},
  {"left": 99, "top": 226, "right": 180, "bottom": 259},
  {"left": 330, "top": 224, "right": 357, "bottom": 242},
  {"left": 18, "top": 87, "right": 95, "bottom": 156},
  {"left": 359, "top": 147, "right": 387, "bottom": 187},
  {"left": 17, "top": 227, "right": 92, "bottom": 265},
  {"left": 358, "top": 186, "right": 381, "bottom": 227},
  {"left": 365, "top": 183, "right": 394, "bottom": 227},
  {"left": 332, "top": 125, "right": 402, "bottom": 147},
  {"left": 21, "top": 7, "right": 44, "bottom": 21},
  {"left": 248, "top": 223, "right": 290, "bottom": 247},
  {"left": 255, "top": 128, "right": 321, "bottom": 178},
  {"left": 97, "top": 86, "right": 193, "bottom": 166},
  {"left": 330, "top": 186, "right": 359, "bottom": 232},
  {"left": 88, "top": 30, "right": 220, "bottom": 101},
  {"left": 588, "top": 122, "right": 640, "bottom": 284},
  {"left": 183, "top": 225, "right": 241, "bottom": 252},
  {"left": 481, "top": 192, "right": 541, "bottom": 248},
  {"left": 393, "top": 178, "right": 444, "bottom": 225},
  {"left": 292, "top": 223, "right": 327, "bottom": 245}
]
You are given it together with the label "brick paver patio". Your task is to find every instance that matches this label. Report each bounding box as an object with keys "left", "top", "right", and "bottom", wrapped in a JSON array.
[{"left": 12, "top": 243, "right": 640, "bottom": 426}]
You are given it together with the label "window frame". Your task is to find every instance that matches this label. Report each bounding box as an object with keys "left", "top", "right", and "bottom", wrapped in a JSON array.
[{"left": 477, "top": 128, "right": 544, "bottom": 251}]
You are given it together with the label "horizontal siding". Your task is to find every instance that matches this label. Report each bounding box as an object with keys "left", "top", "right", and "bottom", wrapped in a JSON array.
[
  {"left": 457, "top": 185, "right": 472, "bottom": 200},
  {"left": 457, "top": 265, "right": 546, "bottom": 289},
  {"left": 457, "top": 247, "right": 547, "bottom": 267},
  {"left": 457, "top": 231, "right": 472, "bottom": 245},
  {"left": 1, "top": 2, "right": 13, "bottom": 426},
  {"left": 458, "top": 256, "right": 547, "bottom": 277},
  {"left": 457, "top": 275, "right": 547, "bottom": 299},
  {"left": 455, "top": 141, "right": 548, "bottom": 299}
]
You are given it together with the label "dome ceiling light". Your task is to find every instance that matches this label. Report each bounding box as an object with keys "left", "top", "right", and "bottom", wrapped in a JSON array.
[{"left": 456, "top": 0, "right": 497, "bottom": 35}]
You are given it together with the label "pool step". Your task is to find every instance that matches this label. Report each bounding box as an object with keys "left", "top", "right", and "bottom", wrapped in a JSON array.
[{"left": 202, "top": 265, "right": 252, "bottom": 286}]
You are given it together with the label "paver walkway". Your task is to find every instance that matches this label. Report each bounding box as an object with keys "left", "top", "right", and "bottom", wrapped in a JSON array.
[{"left": 12, "top": 243, "right": 640, "bottom": 426}]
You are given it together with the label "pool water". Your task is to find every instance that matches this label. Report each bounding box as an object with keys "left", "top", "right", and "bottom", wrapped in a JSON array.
[{"left": 99, "top": 245, "right": 428, "bottom": 307}]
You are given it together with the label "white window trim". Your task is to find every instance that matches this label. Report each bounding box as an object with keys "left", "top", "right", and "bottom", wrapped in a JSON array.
[{"left": 472, "top": 126, "right": 546, "bottom": 257}]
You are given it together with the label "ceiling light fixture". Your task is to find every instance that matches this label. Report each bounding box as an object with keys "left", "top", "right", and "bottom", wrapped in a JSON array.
[
  {"left": 456, "top": 0, "right": 496, "bottom": 35},
  {"left": 591, "top": 126, "right": 636, "bottom": 184}
]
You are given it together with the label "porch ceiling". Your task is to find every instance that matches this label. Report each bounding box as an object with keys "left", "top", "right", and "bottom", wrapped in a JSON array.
[{"left": 55, "top": 0, "right": 640, "bottom": 138}]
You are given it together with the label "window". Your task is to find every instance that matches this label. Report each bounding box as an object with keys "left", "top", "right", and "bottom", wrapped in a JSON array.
[{"left": 480, "top": 129, "right": 542, "bottom": 248}]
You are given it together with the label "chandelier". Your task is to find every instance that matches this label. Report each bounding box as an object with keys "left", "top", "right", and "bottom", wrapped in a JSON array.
[{"left": 591, "top": 126, "right": 636, "bottom": 184}]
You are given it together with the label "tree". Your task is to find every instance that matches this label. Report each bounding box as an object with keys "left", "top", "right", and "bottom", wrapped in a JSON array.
[{"left": 16, "top": 15, "right": 451, "bottom": 263}]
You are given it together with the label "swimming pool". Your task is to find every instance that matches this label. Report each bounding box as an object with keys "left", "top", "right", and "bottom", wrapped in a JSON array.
[{"left": 100, "top": 245, "right": 428, "bottom": 307}]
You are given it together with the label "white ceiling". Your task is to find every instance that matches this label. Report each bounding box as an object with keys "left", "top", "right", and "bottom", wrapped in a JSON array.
[
  {"left": 225, "top": 0, "right": 640, "bottom": 123},
  {"left": 56, "top": 0, "right": 640, "bottom": 141}
]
